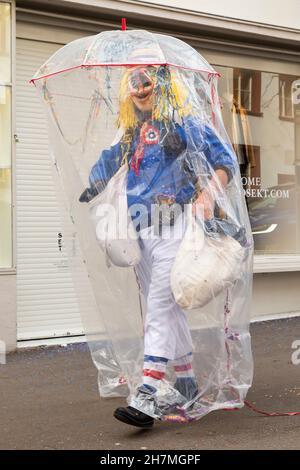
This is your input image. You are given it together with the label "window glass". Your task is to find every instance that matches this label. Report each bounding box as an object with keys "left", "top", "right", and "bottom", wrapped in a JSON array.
[
  {"left": 216, "top": 65, "right": 300, "bottom": 255},
  {"left": 279, "top": 75, "right": 296, "bottom": 120},
  {"left": 0, "top": 2, "right": 12, "bottom": 268},
  {"left": 0, "top": 3, "right": 11, "bottom": 83},
  {"left": 233, "top": 68, "right": 261, "bottom": 115}
]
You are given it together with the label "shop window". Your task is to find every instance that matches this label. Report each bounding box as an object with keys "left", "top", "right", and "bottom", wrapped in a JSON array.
[
  {"left": 233, "top": 68, "right": 262, "bottom": 116},
  {"left": 0, "top": 2, "right": 12, "bottom": 268},
  {"left": 0, "top": 2, "right": 11, "bottom": 83},
  {"left": 233, "top": 144, "right": 261, "bottom": 188},
  {"left": 216, "top": 64, "right": 300, "bottom": 256}
]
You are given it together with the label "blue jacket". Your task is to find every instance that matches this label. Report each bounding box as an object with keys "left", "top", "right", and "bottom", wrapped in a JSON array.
[{"left": 87, "top": 118, "right": 236, "bottom": 227}]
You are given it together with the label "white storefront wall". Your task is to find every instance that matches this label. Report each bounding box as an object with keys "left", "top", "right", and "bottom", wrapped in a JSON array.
[
  {"left": 136, "top": 0, "right": 300, "bottom": 30},
  {"left": 16, "top": 38, "right": 85, "bottom": 340}
]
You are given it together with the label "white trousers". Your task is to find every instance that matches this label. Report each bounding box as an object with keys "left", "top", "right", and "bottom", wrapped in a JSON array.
[{"left": 136, "top": 222, "right": 193, "bottom": 361}]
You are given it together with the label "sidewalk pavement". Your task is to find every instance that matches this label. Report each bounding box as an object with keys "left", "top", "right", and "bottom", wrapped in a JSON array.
[{"left": 0, "top": 317, "right": 299, "bottom": 450}]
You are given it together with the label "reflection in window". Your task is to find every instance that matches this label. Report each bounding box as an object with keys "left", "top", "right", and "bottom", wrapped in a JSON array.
[
  {"left": 279, "top": 75, "right": 299, "bottom": 120},
  {"left": 0, "top": 2, "right": 11, "bottom": 83},
  {"left": 233, "top": 68, "right": 261, "bottom": 115},
  {"left": 0, "top": 2, "right": 12, "bottom": 268},
  {"left": 216, "top": 65, "right": 300, "bottom": 255},
  {"left": 0, "top": 85, "right": 12, "bottom": 267},
  {"left": 0, "top": 168, "right": 12, "bottom": 267},
  {"left": 233, "top": 144, "right": 261, "bottom": 188}
]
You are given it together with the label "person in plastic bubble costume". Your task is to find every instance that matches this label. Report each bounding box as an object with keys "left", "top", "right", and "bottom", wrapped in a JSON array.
[{"left": 80, "top": 63, "right": 236, "bottom": 428}]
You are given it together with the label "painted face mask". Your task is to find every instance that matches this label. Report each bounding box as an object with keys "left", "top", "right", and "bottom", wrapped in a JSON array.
[
  {"left": 128, "top": 67, "right": 156, "bottom": 96},
  {"left": 127, "top": 66, "right": 157, "bottom": 113}
]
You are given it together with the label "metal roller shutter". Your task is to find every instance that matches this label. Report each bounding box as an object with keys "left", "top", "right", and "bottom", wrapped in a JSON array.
[{"left": 16, "top": 38, "right": 84, "bottom": 340}]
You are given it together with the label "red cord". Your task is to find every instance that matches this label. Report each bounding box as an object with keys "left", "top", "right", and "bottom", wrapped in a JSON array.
[
  {"left": 121, "top": 18, "right": 127, "bottom": 31},
  {"left": 244, "top": 400, "right": 300, "bottom": 417},
  {"left": 222, "top": 294, "right": 300, "bottom": 418},
  {"left": 224, "top": 400, "right": 300, "bottom": 417}
]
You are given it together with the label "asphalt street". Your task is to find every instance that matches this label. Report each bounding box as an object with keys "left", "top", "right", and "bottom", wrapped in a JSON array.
[{"left": 1, "top": 317, "right": 299, "bottom": 450}]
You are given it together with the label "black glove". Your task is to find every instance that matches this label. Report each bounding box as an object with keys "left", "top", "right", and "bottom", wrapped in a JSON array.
[
  {"left": 79, "top": 180, "right": 105, "bottom": 203},
  {"left": 79, "top": 188, "right": 94, "bottom": 203},
  {"left": 204, "top": 217, "right": 247, "bottom": 247},
  {"left": 162, "top": 130, "right": 187, "bottom": 158}
]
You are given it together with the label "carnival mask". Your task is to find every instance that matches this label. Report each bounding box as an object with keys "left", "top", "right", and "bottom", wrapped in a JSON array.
[{"left": 128, "top": 66, "right": 156, "bottom": 112}]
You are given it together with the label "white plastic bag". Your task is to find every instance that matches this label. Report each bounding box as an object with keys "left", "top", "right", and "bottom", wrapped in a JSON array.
[
  {"left": 171, "top": 209, "right": 244, "bottom": 309},
  {"left": 89, "top": 163, "right": 141, "bottom": 267}
]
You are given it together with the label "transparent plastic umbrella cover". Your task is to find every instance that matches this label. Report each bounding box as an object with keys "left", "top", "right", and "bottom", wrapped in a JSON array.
[{"left": 32, "top": 27, "right": 254, "bottom": 422}]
